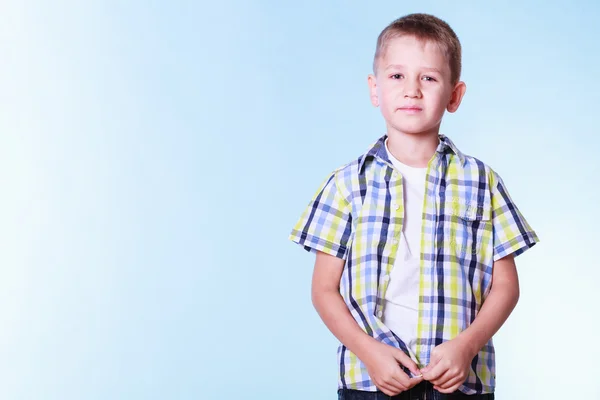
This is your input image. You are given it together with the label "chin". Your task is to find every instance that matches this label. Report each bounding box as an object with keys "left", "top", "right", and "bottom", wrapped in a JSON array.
[{"left": 392, "top": 124, "right": 433, "bottom": 136}]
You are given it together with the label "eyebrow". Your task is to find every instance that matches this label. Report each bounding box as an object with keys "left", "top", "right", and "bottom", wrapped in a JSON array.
[{"left": 385, "top": 64, "right": 443, "bottom": 74}]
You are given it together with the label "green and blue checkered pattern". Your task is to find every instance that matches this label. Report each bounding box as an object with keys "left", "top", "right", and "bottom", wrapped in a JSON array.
[{"left": 289, "top": 134, "right": 539, "bottom": 394}]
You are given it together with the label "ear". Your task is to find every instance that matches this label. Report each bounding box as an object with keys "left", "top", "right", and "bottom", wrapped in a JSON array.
[
  {"left": 367, "top": 74, "right": 379, "bottom": 107},
  {"left": 446, "top": 81, "right": 466, "bottom": 113}
]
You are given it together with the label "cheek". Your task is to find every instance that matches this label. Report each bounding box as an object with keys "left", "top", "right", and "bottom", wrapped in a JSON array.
[
  {"left": 378, "top": 85, "right": 400, "bottom": 107},
  {"left": 425, "top": 90, "right": 450, "bottom": 110}
]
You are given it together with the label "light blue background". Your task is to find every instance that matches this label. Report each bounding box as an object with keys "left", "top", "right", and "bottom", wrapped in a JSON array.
[{"left": 1, "top": 1, "right": 597, "bottom": 399}]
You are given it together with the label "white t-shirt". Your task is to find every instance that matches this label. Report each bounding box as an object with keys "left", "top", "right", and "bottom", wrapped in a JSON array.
[{"left": 381, "top": 138, "right": 428, "bottom": 359}]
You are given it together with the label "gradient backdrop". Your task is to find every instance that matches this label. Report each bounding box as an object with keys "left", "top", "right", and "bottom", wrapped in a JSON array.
[{"left": 1, "top": 1, "right": 598, "bottom": 399}]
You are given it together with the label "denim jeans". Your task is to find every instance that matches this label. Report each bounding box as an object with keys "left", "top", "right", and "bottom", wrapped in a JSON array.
[{"left": 337, "top": 381, "right": 494, "bottom": 400}]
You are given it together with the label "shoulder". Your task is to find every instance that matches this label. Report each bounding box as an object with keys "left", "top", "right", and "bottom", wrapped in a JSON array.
[
  {"left": 325, "top": 136, "right": 383, "bottom": 195},
  {"left": 455, "top": 152, "right": 504, "bottom": 189},
  {"left": 442, "top": 134, "right": 504, "bottom": 188},
  {"left": 332, "top": 157, "right": 361, "bottom": 181},
  {"left": 328, "top": 147, "right": 374, "bottom": 198}
]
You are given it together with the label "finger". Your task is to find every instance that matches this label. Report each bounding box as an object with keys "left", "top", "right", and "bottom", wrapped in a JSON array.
[
  {"left": 437, "top": 374, "right": 464, "bottom": 389},
  {"left": 419, "top": 354, "right": 440, "bottom": 375},
  {"left": 387, "top": 377, "right": 408, "bottom": 394},
  {"left": 422, "top": 361, "right": 448, "bottom": 382},
  {"left": 406, "top": 374, "right": 424, "bottom": 390},
  {"left": 377, "top": 382, "right": 404, "bottom": 397},
  {"left": 376, "top": 375, "right": 406, "bottom": 395},
  {"left": 429, "top": 369, "right": 453, "bottom": 386},
  {"left": 435, "top": 383, "right": 462, "bottom": 394},
  {"left": 406, "top": 368, "right": 424, "bottom": 382},
  {"left": 393, "top": 367, "right": 423, "bottom": 391},
  {"left": 390, "top": 352, "right": 423, "bottom": 389},
  {"left": 393, "top": 371, "right": 410, "bottom": 391},
  {"left": 435, "top": 375, "right": 466, "bottom": 393},
  {"left": 373, "top": 367, "right": 409, "bottom": 393},
  {"left": 409, "top": 372, "right": 424, "bottom": 382},
  {"left": 393, "top": 349, "right": 421, "bottom": 375},
  {"left": 377, "top": 385, "right": 395, "bottom": 397},
  {"left": 385, "top": 382, "right": 406, "bottom": 395},
  {"left": 391, "top": 367, "right": 419, "bottom": 391}
]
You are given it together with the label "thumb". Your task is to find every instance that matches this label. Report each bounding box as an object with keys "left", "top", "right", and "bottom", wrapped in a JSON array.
[
  {"left": 393, "top": 348, "right": 420, "bottom": 375},
  {"left": 420, "top": 352, "right": 441, "bottom": 374}
]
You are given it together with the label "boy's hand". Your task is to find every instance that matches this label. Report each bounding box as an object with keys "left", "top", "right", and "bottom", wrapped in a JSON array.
[
  {"left": 361, "top": 340, "right": 423, "bottom": 396},
  {"left": 420, "top": 337, "right": 476, "bottom": 394}
]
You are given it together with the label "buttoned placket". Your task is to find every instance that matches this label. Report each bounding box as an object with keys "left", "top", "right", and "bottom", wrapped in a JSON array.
[
  {"left": 415, "top": 150, "right": 445, "bottom": 366},
  {"left": 375, "top": 161, "right": 403, "bottom": 319},
  {"left": 374, "top": 146, "right": 448, "bottom": 322}
]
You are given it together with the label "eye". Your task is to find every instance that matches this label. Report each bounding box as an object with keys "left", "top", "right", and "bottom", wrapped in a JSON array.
[
  {"left": 422, "top": 76, "right": 437, "bottom": 82},
  {"left": 390, "top": 73, "right": 403, "bottom": 79}
]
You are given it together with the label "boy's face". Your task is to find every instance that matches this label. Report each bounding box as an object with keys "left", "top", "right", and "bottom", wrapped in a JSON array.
[{"left": 368, "top": 35, "right": 466, "bottom": 137}]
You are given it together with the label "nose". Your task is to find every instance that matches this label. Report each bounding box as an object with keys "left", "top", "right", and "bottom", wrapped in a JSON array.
[{"left": 403, "top": 78, "right": 422, "bottom": 98}]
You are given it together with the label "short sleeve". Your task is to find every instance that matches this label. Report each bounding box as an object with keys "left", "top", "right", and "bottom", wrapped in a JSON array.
[
  {"left": 490, "top": 170, "right": 540, "bottom": 261},
  {"left": 288, "top": 171, "right": 353, "bottom": 260}
]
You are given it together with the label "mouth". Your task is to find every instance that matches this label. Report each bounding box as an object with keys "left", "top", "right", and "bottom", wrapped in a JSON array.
[{"left": 398, "top": 106, "right": 423, "bottom": 113}]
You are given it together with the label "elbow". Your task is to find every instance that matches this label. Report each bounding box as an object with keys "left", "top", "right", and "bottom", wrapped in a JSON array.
[
  {"left": 311, "top": 284, "right": 325, "bottom": 311},
  {"left": 311, "top": 284, "right": 338, "bottom": 312},
  {"left": 489, "top": 279, "right": 520, "bottom": 309},
  {"left": 311, "top": 287, "right": 319, "bottom": 309},
  {"left": 502, "top": 280, "right": 520, "bottom": 310}
]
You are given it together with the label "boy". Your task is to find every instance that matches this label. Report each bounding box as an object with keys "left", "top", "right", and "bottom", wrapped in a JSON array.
[{"left": 288, "top": 13, "right": 539, "bottom": 400}]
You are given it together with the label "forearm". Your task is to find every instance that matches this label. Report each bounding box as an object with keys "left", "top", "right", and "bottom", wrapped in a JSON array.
[
  {"left": 312, "top": 289, "right": 377, "bottom": 360},
  {"left": 457, "top": 278, "right": 520, "bottom": 357}
]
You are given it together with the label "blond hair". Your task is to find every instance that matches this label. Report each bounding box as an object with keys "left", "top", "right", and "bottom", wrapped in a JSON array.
[{"left": 373, "top": 13, "right": 462, "bottom": 83}]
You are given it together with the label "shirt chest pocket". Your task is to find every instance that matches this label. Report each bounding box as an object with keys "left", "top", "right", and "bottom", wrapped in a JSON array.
[{"left": 445, "top": 199, "right": 492, "bottom": 257}]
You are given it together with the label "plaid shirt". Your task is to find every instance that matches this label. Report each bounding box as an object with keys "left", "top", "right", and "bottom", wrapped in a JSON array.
[{"left": 288, "top": 134, "right": 539, "bottom": 394}]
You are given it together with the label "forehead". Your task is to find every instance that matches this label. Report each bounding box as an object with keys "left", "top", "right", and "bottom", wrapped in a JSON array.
[{"left": 380, "top": 35, "right": 450, "bottom": 72}]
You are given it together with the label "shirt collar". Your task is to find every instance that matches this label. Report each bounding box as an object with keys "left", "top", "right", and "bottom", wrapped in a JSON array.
[{"left": 358, "top": 133, "right": 466, "bottom": 173}]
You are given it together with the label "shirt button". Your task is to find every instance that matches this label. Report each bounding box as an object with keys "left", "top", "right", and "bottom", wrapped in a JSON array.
[
  {"left": 393, "top": 202, "right": 400, "bottom": 210},
  {"left": 384, "top": 275, "right": 390, "bottom": 281},
  {"left": 392, "top": 237, "right": 399, "bottom": 244},
  {"left": 377, "top": 310, "right": 383, "bottom": 318}
]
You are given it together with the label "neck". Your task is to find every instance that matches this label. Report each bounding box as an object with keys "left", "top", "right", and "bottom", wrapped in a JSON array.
[{"left": 385, "top": 130, "right": 440, "bottom": 168}]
